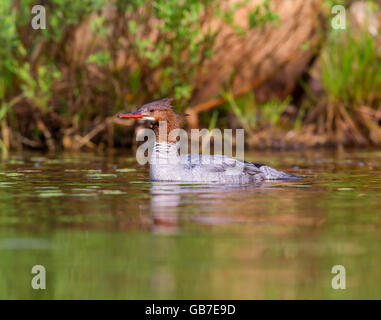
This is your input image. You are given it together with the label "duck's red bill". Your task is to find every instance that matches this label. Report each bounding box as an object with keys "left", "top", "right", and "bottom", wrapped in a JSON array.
[{"left": 118, "top": 112, "right": 143, "bottom": 119}]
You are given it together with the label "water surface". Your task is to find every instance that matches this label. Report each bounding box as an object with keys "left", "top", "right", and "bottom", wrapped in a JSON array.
[{"left": 0, "top": 149, "right": 380, "bottom": 299}]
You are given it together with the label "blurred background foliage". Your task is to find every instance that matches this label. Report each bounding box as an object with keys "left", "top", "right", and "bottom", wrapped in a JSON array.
[{"left": 0, "top": 0, "right": 380, "bottom": 153}]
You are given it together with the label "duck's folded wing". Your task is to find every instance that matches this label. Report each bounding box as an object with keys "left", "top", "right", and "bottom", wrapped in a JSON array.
[
  {"left": 180, "top": 154, "right": 300, "bottom": 180},
  {"left": 207, "top": 156, "right": 300, "bottom": 180},
  {"left": 181, "top": 154, "right": 263, "bottom": 176}
]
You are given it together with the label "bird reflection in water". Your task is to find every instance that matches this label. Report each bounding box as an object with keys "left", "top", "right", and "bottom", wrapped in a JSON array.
[{"left": 149, "top": 181, "right": 274, "bottom": 234}]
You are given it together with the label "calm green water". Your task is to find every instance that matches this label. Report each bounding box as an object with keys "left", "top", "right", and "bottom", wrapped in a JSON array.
[{"left": 0, "top": 149, "right": 380, "bottom": 299}]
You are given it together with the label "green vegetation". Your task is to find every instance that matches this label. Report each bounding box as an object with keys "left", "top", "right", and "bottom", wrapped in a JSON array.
[
  {"left": 224, "top": 91, "right": 292, "bottom": 134},
  {"left": 303, "top": 24, "right": 381, "bottom": 145},
  {"left": 0, "top": 0, "right": 380, "bottom": 152},
  {"left": 0, "top": 0, "right": 279, "bottom": 153}
]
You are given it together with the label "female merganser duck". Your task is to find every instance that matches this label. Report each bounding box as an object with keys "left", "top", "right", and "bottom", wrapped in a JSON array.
[{"left": 118, "top": 98, "right": 300, "bottom": 184}]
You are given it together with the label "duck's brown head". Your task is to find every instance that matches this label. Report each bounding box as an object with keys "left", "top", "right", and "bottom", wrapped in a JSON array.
[{"left": 118, "top": 98, "right": 187, "bottom": 143}]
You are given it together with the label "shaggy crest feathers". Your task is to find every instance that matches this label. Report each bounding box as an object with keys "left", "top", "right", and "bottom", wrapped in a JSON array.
[
  {"left": 140, "top": 98, "right": 189, "bottom": 118},
  {"left": 141, "top": 98, "right": 174, "bottom": 111}
]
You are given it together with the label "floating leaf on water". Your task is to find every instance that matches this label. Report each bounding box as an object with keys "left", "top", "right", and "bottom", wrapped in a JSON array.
[
  {"left": 39, "top": 186, "right": 59, "bottom": 190},
  {"left": 47, "top": 159, "right": 77, "bottom": 164},
  {"left": 101, "top": 190, "right": 126, "bottom": 195},
  {"left": 71, "top": 193, "right": 97, "bottom": 197},
  {"left": 5, "top": 173, "right": 23, "bottom": 177},
  {"left": 71, "top": 188, "right": 92, "bottom": 192},
  {"left": 115, "top": 168, "right": 136, "bottom": 173},
  {"left": 87, "top": 173, "right": 117, "bottom": 178},
  {"left": 38, "top": 192, "right": 65, "bottom": 197},
  {"left": 7, "top": 160, "right": 25, "bottom": 165}
]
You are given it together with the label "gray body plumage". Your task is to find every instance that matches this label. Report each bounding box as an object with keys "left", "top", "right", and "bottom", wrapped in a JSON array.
[{"left": 149, "top": 142, "right": 300, "bottom": 184}]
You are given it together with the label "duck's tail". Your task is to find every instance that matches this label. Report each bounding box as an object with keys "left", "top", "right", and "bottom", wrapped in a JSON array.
[{"left": 258, "top": 165, "right": 302, "bottom": 181}]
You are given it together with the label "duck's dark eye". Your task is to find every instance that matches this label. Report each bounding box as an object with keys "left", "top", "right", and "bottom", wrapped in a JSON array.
[{"left": 149, "top": 109, "right": 154, "bottom": 113}]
